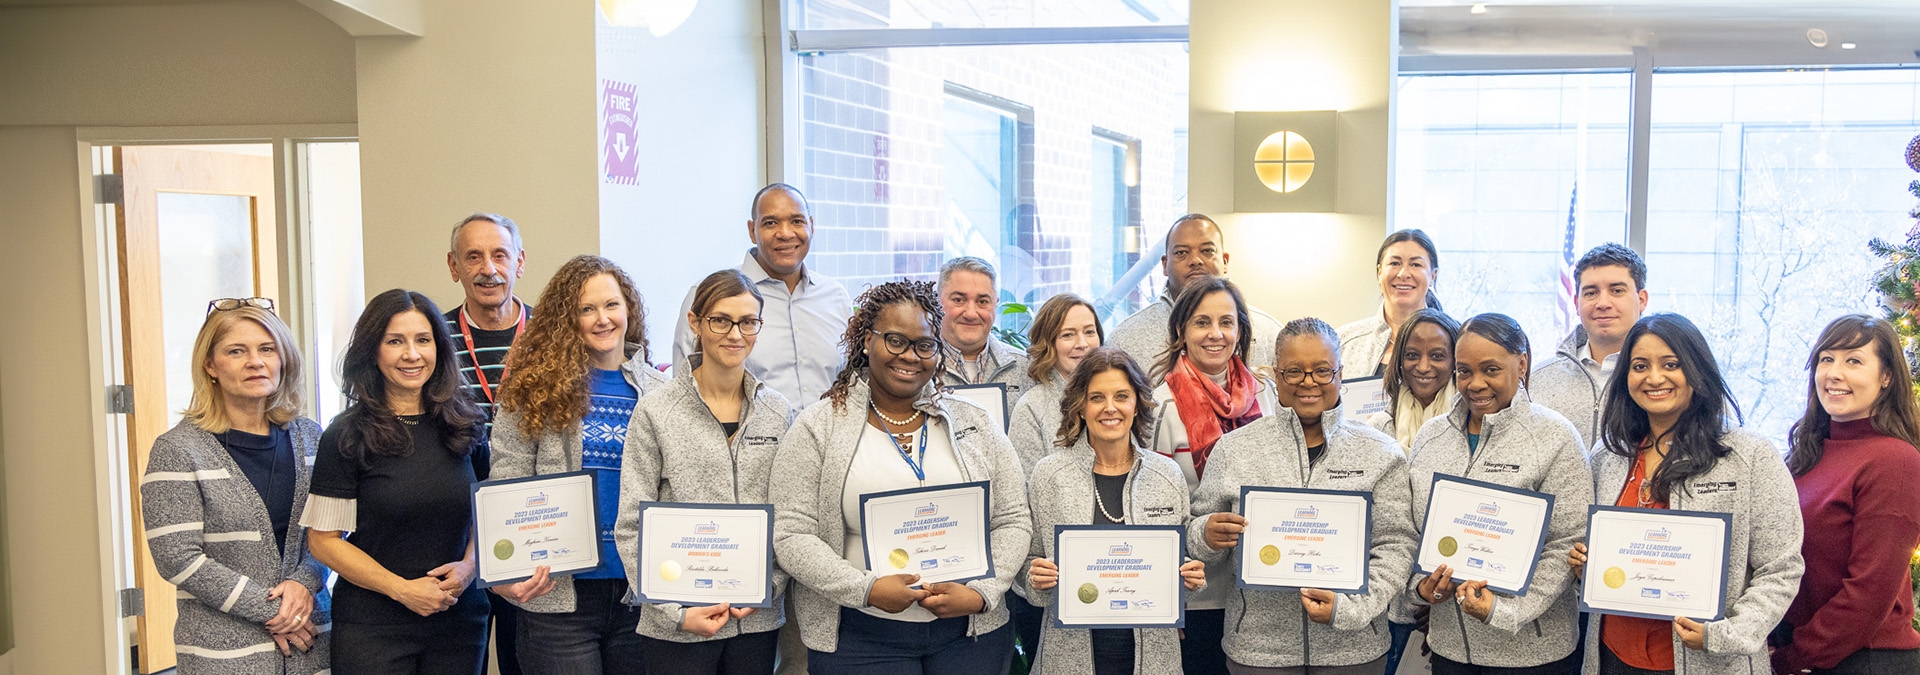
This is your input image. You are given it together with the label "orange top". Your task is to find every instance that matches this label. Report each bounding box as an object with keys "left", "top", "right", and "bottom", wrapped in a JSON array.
[{"left": 1602, "top": 450, "right": 1676, "bottom": 670}]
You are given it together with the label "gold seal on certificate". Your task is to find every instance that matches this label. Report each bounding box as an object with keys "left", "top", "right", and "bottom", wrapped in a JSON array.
[
  {"left": 1051, "top": 525, "right": 1186, "bottom": 629},
  {"left": 1578, "top": 506, "right": 1731, "bottom": 621},
  {"left": 633, "top": 503, "right": 775, "bottom": 608},
  {"left": 472, "top": 471, "right": 602, "bottom": 588},
  {"left": 1237, "top": 487, "right": 1374, "bottom": 592},
  {"left": 858, "top": 481, "right": 994, "bottom": 585},
  {"left": 1415, "top": 474, "right": 1554, "bottom": 595}
]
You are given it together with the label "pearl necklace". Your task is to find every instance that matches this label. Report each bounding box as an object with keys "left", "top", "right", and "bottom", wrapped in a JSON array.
[
  {"left": 871, "top": 402, "right": 922, "bottom": 427},
  {"left": 1093, "top": 470, "right": 1129, "bottom": 524}
]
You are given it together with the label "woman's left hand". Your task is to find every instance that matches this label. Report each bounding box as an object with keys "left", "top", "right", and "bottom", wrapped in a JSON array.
[
  {"left": 1300, "top": 588, "right": 1338, "bottom": 624},
  {"left": 1456, "top": 580, "right": 1494, "bottom": 622},
  {"left": 264, "top": 581, "right": 314, "bottom": 634},
  {"left": 430, "top": 557, "right": 477, "bottom": 598},
  {"left": 1179, "top": 560, "right": 1206, "bottom": 591},
  {"left": 1674, "top": 616, "right": 1707, "bottom": 651},
  {"left": 920, "top": 582, "right": 986, "bottom": 619}
]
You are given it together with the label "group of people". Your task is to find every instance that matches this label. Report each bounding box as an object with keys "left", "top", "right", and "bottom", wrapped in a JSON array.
[{"left": 141, "top": 183, "right": 1920, "bottom": 675}]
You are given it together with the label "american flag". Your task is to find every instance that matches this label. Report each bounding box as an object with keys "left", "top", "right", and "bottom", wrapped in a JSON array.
[{"left": 1557, "top": 182, "right": 1581, "bottom": 334}]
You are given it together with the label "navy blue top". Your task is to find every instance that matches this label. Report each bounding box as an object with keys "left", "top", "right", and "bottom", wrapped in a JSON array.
[
  {"left": 220, "top": 425, "right": 297, "bottom": 552},
  {"left": 579, "top": 368, "right": 638, "bottom": 579}
]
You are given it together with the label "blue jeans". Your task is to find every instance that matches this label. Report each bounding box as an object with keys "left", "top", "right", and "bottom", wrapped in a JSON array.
[
  {"left": 1385, "top": 621, "right": 1418, "bottom": 675},
  {"left": 514, "top": 578, "right": 648, "bottom": 675},
  {"left": 808, "top": 607, "right": 1014, "bottom": 675}
]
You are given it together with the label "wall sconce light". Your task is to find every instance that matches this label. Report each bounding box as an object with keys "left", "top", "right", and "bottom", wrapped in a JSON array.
[{"left": 1235, "top": 110, "right": 1338, "bottom": 212}]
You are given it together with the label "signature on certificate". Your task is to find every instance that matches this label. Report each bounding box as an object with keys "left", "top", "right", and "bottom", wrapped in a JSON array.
[
  {"left": 1104, "top": 584, "right": 1139, "bottom": 595},
  {"left": 913, "top": 543, "right": 949, "bottom": 555},
  {"left": 1286, "top": 548, "right": 1323, "bottom": 558}
]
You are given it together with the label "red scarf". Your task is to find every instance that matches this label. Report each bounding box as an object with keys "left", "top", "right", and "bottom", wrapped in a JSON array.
[{"left": 1165, "top": 354, "right": 1262, "bottom": 479}]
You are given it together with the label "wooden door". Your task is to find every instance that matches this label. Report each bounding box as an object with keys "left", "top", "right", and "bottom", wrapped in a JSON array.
[{"left": 116, "top": 145, "right": 280, "bottom": 674}]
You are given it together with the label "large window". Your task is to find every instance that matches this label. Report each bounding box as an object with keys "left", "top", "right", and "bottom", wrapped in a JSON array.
[{"left": 798, "top": 0, "right": 1189, "bottom": 29}]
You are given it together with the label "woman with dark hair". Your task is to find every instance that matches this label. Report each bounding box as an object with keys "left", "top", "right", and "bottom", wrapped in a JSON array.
[
  {"left": 1010, "top": 293, "right": 1105, "bottom": 473},
  {"left": 489, "top": 255, "right": 664, "bottom": 674},
  {"left": 1370, "top": 308, "right": 1462, "bottom": 452},
  {"left": 1564, "top": 313, "right": 1802, "bottom": 675},
  {"left": 303, "top": 289, "right": 492, "bottom": 674},
  {"left": 143, "top": 301, "right": 329, "bottom": 673},
  {"left": 1191, "top": 318, "right": 1419, "bottom": 675},
  {"left": 769, "top": 280, "right": 1031, "bottom": 675},
  {"left": 1406, "top": 313, "right": 1593, "bottom": 675},
  {"left": 1147, "top": 276, "right": 1262, "bottom": 675},
  {"left": 1771, "top": 314, "right": 1920, "bottom": 675},
  {"left": 1338, "top": 229, "right": 1445, "bottom": 377},
  {"left": 1022, "top": 347, "right": 1206, "bottom": 675}
]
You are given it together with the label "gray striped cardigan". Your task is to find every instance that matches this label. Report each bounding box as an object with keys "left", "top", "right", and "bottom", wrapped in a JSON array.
[{"left": 140, "top": 417, "right": 331, "bottom": 675}]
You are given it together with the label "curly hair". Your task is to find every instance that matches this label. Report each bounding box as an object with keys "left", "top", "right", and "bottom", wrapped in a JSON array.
[
  {"left": 1054, "top": 347, "right": 1157, "bottom": 448},
  {"left": 336, "top": 289, "right": 484, "bottom": 463},
  {"left": 825, "top": 280, "right": 944, "bottom": 411},
  {"left": 496, "top": 255, "right": 649, "bottom": 438}
]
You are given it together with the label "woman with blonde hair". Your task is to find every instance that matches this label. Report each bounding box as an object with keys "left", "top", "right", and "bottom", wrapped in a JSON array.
[
  {"left": 143, "top": 297, "right": 329, "bottom": 673},
  {"left": 491, "top": 255, "right": 666, "bottom": 674}
]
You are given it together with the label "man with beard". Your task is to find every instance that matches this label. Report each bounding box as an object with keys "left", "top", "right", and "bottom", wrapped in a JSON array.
[{"left": 1109, "top": 214, "right": 1283, "bottom": 382}]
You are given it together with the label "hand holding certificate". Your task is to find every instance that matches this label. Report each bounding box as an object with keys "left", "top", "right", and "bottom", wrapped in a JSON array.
[
  {"left": 1578, "top": 506, "right": 1731, "bottom": 621},
  {"left": 1236, "top": 487, "right": 1374, "bottom": 592},
  {"left": 1051, "top": 525, "right": 1186, "bottom": 628},
  {"left": 1415, "top": 474, "right": 1555, "bottom": 596},
  {"left": 858, "top": 481, "right": 994, "bottom": 585},
  {"left": 632, "top": 503, "right": 775, "bottom": 608},
  {"left": 472, "top": 472, "right": 602, "bottom": 588}
]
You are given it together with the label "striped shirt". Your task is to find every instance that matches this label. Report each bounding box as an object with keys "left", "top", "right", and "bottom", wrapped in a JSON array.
[{"left": 443, "top": 302, "right": 530, "bottom": 426}]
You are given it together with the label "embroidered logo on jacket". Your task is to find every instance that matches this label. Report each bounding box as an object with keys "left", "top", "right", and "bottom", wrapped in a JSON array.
[
  {"left": 954, "top": 426, "right": 979, "bottom": 441},
  {"left": 1143, "top": 506, "right": 1177, "bottom": 517},
  {"left": 1694, "top": 481, "right": 1739, "bottom": 495},
  {"left": 1482, "top": 463, "right": 1522, "bottom": 474},
  {"left": 1328, "top": 469, "right": 1367, "bottom": 479},
  {"left": 745, "top": 436, "right": 779, "bottom": 445}
]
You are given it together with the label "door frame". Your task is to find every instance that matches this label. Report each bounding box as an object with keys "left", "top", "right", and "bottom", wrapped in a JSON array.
[{"left": 74, "top": 123, "right": 355, "bottom": 675}]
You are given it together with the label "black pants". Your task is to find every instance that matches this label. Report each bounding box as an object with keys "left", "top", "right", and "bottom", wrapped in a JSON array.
[
  {"left": 333, "top": 616, "right": 488, "bottom": 675},
  {"left": 1816, "top": 648, "right": 1920, "bottom": 675},
  {"left": 491, "top": 599, "right": 524, "bottom": 675},
  {"left": 515, "top": 578, "right": 648, "bottom": 675},
  {"left": 807, "top": 606, "right": 1014, "bottom": 675},
  {"left": 1091, "top": 629, "right": 1137, "bottom": 675},
  {"left": 640, "top": 628, "right": 780, "bottom": 675},
  {"left": 1430, "top": 649, "right": 1579, "bottom": 675},
  {"left": 1182, "top": 608, "right": 1229, "bottom": 675},
  {"left": 1008, "top": 592, "right": 1045, "bottom": 667},
  {"left": 1598, "top": 644, "right": 1669, "bottom": 675}
]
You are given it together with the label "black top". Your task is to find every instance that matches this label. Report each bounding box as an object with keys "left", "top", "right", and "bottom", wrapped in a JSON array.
[
  {"left": 219, "top": 425, "right": 297, "bottom": 552},
  {"left": 1307, "top": 443, "right": 1325, "bottom": 464},
  {"left": 310, "top": 415, "right": 491, "bottom": 624},
  {"left": 1092, "top": 471, "right": 1129, "bottom": 525},
  {"left": 719, "top": 421, "right": 741, "bottom": 438}
]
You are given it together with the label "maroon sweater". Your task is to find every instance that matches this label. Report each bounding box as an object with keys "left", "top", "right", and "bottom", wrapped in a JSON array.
[{"left": 1773, "top": 418, "right": 1920, "bottom": 673}]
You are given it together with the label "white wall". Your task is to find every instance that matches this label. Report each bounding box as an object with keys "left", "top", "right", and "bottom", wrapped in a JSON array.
[{"left": 595, "top": 3, "right": 767, "bottom": 361}]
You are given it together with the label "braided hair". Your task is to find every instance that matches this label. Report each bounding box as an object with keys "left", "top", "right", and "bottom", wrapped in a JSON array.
[{"left": 824, "top": 280, "right": 945, "bottom": 411}]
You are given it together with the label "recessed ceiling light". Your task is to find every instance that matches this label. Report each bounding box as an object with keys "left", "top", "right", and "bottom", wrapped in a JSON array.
[
  {"left": 1807, "top": 28, "right": 1829, "bottom": 48},
  {"left": 1471, "top": 3, "right": 1488, "bottom": 15},
  {"left": 1841, "top": 43, "right": 1857, "bottom": 50}
]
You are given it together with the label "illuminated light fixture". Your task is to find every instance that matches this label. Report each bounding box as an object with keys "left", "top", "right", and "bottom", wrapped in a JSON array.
[
  {"left": 1842, "top": 42, "right": 1858, "bottom": 50},
  {"left": 1807, "top": 28, "right": 1829, "bottom": 48},
  {"left": 598, "top": 0, "right": 700, "bottom": 37},
  {"left": 1234, "top": 111, "right": 1339, "bottom": 213},
  {"left": 1470, "top": 3, "right": 1488, "bottom": 14}
]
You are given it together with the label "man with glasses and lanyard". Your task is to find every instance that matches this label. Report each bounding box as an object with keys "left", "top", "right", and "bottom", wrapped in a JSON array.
[{"left": 443, "top": 212, "right": 531, "bottom": 674}]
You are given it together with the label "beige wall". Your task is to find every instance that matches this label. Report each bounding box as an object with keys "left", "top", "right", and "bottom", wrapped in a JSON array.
[
  {"left": 355, "top": 1, "right": 601, "bottom": 312},
  {"left": 1189, "top": 0, "right": 1396, "bottom": 327},
  {"left": 0, "top": 1, "right": 357, "bottom": 671}
]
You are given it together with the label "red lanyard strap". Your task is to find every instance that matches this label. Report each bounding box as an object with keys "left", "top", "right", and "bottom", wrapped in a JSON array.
[{"left": 458, "top": 303, "right": 526, "bottom": 405}]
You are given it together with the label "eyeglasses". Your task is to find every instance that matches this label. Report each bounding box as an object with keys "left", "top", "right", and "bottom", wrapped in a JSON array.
[
  {"left": 870, "top": 330, "right": 941, "bottom": 359},
  {"left": 207, "top": 297, "right": 275, "bottom": 315},
  {"left": 1278, "top": 366, "right": 1338, "bottom": 385},
  {"left": 704, "top": 315, "right": 765, "bottom": 336}
]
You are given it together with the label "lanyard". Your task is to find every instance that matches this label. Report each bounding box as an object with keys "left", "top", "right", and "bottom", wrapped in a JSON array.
[
  {"left": 458, "top": 302, "right": 526, "bottom": 406},
  {"left": 875, "top": 406, "right": 929, "bottom": 482}
]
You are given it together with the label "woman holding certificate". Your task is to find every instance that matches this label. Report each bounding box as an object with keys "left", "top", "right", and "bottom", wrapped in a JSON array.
[
  {"left": 303, "top": 289, "right": 492, "bottom": 674},
  {"left": 615, "top": 269, "right": 794, "bottom": 675},
  {"left": 1564, "top": 313, "right": 1803, "bottom": 675},
  {"left": 142, "top": 299, "right": 329, "bottom": 674},
  {"left": 489, "top": 255, "right": 666, "bottom": 674},
  {"left": 1189, "top": 318, "right": 1419, "bottom": 675},
  {"left": 1009, "top": 293, "right": 1105, "bottom": 473},
  {"left": 1022, "top": 347, "right": 1207, "bottom": 675},
  {"left": 1336, "top": 229, "right": 1444, "bottom": 378},
  {"left": 1772, "top": 315, "right": 1920, "bottom": 675},
  {"left": 770, "top": 280, "right": 1032, "bottom": 675},
  {"left": 1148, "top": 276, "right": 1265, "bottom": 675},
  {"left": 1406, "top": 313, "right": 1593, "bottom": 675}
]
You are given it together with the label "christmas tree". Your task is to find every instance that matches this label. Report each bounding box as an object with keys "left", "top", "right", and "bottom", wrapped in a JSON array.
[{"left": 1866, "top": 134, "right": 1920, "bottom": 392}]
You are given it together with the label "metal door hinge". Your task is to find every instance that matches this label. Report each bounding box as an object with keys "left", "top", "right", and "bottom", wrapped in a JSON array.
[
  {"left": 107, "top": 384, "right": 134, "bottom": 414},
  {"left": 95, "top": 174, "right": 124, "bottom": 206},
  {"left": 119, "top": 587, "right": 144, "bottom": 618}
]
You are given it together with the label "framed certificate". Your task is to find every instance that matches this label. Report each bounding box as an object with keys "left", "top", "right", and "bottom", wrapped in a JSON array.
[
  {"left": 1415, "top": 474, "right": 1554, "bottom": 596},
  {"left": 632, "top": 502, "right": 776, "bottom": 608},
  {"left": 1578, "top": 506, "right": 1732, "bottom": 621},
  {"left": 1344, "top": 375, "right": 1391, "bottom": 419},
  {"left": 857, "top": 481, "right": 995, "bottom": 585},
  {"left": 1052, "top": 525, "right": 1186, "bottom": 629},
  {"left": 472, "top": 471, "right": 602, "bottom": 588},
  {"left": 1236, "top": 487, "right": 1374, "bottom": 592},
  {"left": 949, "top": 383, "right": 1009, "bottom": 433}
]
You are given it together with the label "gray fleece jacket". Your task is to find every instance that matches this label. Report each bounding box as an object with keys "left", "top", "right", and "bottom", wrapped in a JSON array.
[
  {"left": 1021, "top": 440, "right": 1190, "bottom": 675},
  {"left": 490, "top": 346, "right": 669, "bottom": 614},
  {"left": 770, "top": 378, "right": 1033, "bottom": 653},
  {"left": 1406, "top": 388, "right": 1595, "bottom": 668},
  {"left": 1531, "top": 327, "right": 1607, "bottom": 451},
  {"left": 942, "top": 337, "right": 1036, "bottom": 407},
  {"left": 1579, "top": 428, "right": 1804, "bottom": 675},
  {"left": 142, "top": 418, "right": 331, "bottom": 675},
  {"left": 615, "top": 356, "right": 796, "bottom": 642},
  {"left": 1186, "top": 401, "right": 1420, "bottom": 669},
  {"left": 1009, "top": 374, "right": 1067, "bottom": 474}
]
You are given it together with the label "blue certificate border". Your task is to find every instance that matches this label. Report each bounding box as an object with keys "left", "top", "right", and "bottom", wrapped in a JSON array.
[
  {"left": 948, "top": 382, "right": 1010, "bottom": 433},
  {"left": 856, "top": 480, "right": 996, "bottom": 585},
  {"left": 1050, "top": 524, "right": 1187, "bottom": 630},
  {"left": 1415, "top": 473, "right": 1556, "bottom": 597},
  {"left": 1234, "top": 486, "right": 1376, "bottom": 593},
  {"left": 630, "top": 501, "right": 777, "bottom": 609},
  {"left": 1576, "top": 505, "right": 1733, "bottom": 622},
  {"left": 471, "top": 470, "right": 601, "bottom": 589}
]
